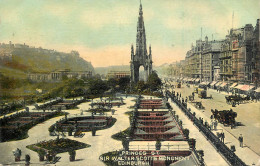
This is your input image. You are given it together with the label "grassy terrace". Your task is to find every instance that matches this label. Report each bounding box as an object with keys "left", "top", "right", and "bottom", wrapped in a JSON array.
[
  {"left": 111, "top": 127, "right": 131, "bottom": 141},
  {"left": 51, "top": 116, "right": 117, "bottom": 133},
  {"left": 27, "top": 138, "right": 90, "bottom": 154},
  {"left": 0, "top": 111, "right": 67, "bottom": 142}
]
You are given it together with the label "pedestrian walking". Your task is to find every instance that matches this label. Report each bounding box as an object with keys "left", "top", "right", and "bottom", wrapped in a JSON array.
[
  {"left": 219, "top": 132, "right": 222, "bottom": 141},
  {"left": 220, "top": 132, "right": 225, "bottom": 143},
  {"left": 238, "top": 134, "right": 243, "bottom": 148},
  {"left": 214, "top": 120, "right": 218, "bottom": 130},
  {"left": 222, "top": 132, "right": 225, "bottom": 143}
]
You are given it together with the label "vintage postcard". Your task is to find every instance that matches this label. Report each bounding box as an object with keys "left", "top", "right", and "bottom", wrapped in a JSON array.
[{"left": 0, "top": 0, "right": 260, "bottom": 165}]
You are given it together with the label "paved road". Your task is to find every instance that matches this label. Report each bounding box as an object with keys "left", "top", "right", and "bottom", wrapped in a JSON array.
[
  {"left": 170, "top": 101, "right": 229, "bottom": 166},
  {"left": 170, "top": 83, "right": 260, "bottom": 155}
]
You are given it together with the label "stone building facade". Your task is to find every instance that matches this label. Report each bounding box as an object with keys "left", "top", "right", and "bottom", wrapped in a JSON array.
[
  {"left": 28, "top": 69, "right": 92, "bottom": 82},
  {"left": 169, "top": 19, "right": 260, "bottom": 85},
  {"left": 107, "top": 71, "right": 130, "bottom": 79},
  {"left": 182, "top": 37, "right": 222, "bottom": 82}
]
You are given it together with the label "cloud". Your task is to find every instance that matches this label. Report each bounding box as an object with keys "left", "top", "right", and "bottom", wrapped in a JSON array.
[
  {"left": 43, "top": 3, "right": 74, "bottom": 18},
  {"left": 80, "top": 6, "right": 135, "bottom": 29}
]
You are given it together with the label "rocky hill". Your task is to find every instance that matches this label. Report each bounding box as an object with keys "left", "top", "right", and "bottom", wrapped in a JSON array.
[{"left": 0, "top": 43, "right": 94, "bottom": 78}]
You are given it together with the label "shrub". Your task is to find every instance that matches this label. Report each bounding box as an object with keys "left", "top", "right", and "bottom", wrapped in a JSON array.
[
  {"left": 48, "top": 125, "right": 55, "bottom": 133},
  {"left": 68, "top": 150, "right": 76, "bottom": 156}
]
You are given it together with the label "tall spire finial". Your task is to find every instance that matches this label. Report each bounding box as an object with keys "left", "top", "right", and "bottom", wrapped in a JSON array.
[{"left": 139, "top": 0, "right": 143, "bottom": 15}]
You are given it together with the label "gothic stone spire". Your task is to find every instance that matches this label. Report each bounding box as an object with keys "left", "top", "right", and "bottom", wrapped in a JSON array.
[
  {"left": 136, "top": 0, "right": 147, "bottom": 59},
  {"left": 130, "top": 2, "right": 153, "bottom": 83}
]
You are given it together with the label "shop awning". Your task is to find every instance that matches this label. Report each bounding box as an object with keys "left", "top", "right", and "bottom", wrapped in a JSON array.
[
  {"left": 195, "top": 78, "right": 200, "bottom": 82},
  {"left": 210, "top": 81, "right": 217, "bottom": 86},
  {"left": 220, "top": 82, "right": 227, "bottom": 87},
  {"left": 234, "top": 84, "right": 244, "bottom": 90},
  {"left": 240, "top": 85, "right": 255, "bottom": 91},
  {"left": 200, "top": 82, "right": 210, "bottom": 85},
  {"left": 255, "top": 88, "right": 260, "bottom": 93},
  {"left": 230, "top": 83, "right": 238, "bottom": 88},
  {"left": 215, "top": 82, "right": 222, "bottom": 87}
]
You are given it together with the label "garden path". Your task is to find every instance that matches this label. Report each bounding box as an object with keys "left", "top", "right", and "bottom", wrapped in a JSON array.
[{"left": 0, "top": 96, "right": 135, "bottom": 166}]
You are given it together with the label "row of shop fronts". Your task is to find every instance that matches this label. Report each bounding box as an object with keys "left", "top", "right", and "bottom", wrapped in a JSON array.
[{"left": 170, "top": 77, "right": 259, "bottom": 95}]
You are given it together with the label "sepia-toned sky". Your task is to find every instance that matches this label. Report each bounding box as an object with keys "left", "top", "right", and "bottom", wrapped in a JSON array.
[{"left": 0, "top": 0, "right": 259, "bottom": 67}]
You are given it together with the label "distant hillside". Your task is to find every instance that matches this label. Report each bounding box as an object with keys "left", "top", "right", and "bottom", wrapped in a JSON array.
[
  {"left": 0, "top": 43, "right": 94, "bottom": 77},
  {"left": 154, "top": 63, "right": 171, "bottom": 76}
]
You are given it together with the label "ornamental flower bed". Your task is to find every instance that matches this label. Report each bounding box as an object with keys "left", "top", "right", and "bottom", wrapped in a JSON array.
[
  {"left": 50, "top": 116, "right": 117, "bottom": 134},
  {"left": 112, "top": 128, "right": 131, "bottom": 141},
  {"left": 27, "top": 138, "right": 90, "bottom": 154},
  {"left": 87, "top": 108, "right": 111, "bottom": 113},
  {"left": 0, "top": 111, "right": 68, "bottom": 142}
]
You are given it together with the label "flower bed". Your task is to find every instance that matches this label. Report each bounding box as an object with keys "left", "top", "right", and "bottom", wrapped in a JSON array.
[
  {"left": 111, "top": 128, "right": 130, "bottom": 141},
  {"left": 27, "top": 138, "right": 90, "bottom": 154},
  {"left": 50, "top": 115, "right": 117, "bottom": 133},
  {"left": 0, "top": 111, "right": 68, "bottom": 142},
  {"left": 87, "top": 108, "right": 111, "bottom": 113}
]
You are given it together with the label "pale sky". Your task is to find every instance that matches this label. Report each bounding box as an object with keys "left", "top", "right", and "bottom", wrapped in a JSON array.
[{"left": 0, "top": 0, "right": 259, "bottom": 67}]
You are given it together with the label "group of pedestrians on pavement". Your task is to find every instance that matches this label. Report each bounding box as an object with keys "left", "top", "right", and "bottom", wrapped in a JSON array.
[{"left": 210, "top": 119, "right": 218, "bottom": 130}]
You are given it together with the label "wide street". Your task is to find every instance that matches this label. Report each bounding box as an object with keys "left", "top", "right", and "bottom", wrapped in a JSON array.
[{"left": 168, "top": 82, "right": 260, "bottom": 156}]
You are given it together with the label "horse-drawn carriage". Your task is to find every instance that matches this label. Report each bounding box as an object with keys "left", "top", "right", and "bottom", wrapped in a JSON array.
[
  {"left": 198, "top": 88, "right": 207, "bottom": 99},
  {"left": 188, "top": 95, "right": 194, "bottom": 101},
  {"left": 225, "top": 94, "right": 250, "bottom": 105},
  {"left": 195, "top": 101, "right": 204, "bottom": 109},
  {"left": 211, "top": 109, "right": 237, "bottom": 125},
  {"left": 177, "top": 82, "right": 181, "bottom": 88}
]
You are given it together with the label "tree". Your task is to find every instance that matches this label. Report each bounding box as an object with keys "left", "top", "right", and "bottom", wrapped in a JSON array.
[
  {"left": 135, "top": 81, "right": 147, "bottom": 92},
  {"left": 147, "top": 71, "right": 162, "bottom": 91},
  {"left": 107, "top": 78, "right": 118, "bottom": 88},
  {"left": 183, "top": 128, "right": 190, "bottom": 139},
  {"left": 118, "top": 77, "right": 130, "bottom": 91},
  {"left": 37, "top": 149, "right": 46, "bottom": 161},
  {"left": 69, "top": 150, "right": 76, "bottom": 161},
  {"left": 87, "top": 78, "right": 109, "bottom": 95}
]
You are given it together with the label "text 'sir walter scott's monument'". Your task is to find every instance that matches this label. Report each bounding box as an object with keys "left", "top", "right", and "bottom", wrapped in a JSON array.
[{"left": 130, "top": 2, "right": 153, "bottom": 83}]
